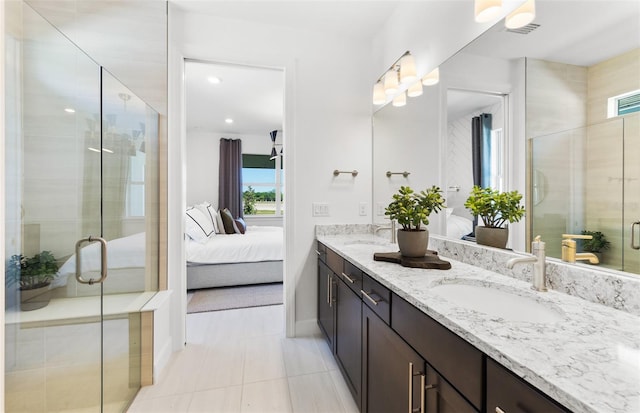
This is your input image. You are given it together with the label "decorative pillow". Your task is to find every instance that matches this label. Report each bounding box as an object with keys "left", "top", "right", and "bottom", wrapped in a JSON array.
[
  {"left": 220, "top": 208, "right": 236, "bottom": 234},
  {"left": 234, "top": 217, "right": 246, "bottom": 234},
  {"left": 216, "top": 211, "right": 226, "bottom": 234},
  {"left": 185, "top": 207, "right": 215, "bottom": 243},
  {"left": 194, "top": 202, "right": 220, "bottom": 234}
]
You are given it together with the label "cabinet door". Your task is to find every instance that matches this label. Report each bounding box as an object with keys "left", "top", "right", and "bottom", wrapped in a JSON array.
[
  {"left": 317, "top": 260, "right": 335, "bottom": 350},
  {"left": 362, "top": 305, "right": 425, "bottom": 413},
  {"left": 425, "top": 365, "right": 477, "bottom": 413},
  {"left": 486, "top": 358, "right": 569, "bottom": 413},
  {"left": 335, "top": 278, "right": 362, "bottom": 409}
]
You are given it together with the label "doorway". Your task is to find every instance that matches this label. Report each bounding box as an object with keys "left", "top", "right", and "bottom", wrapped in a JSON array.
[{"left": 183, "top": 60, "right": 286, "bottom": 318}]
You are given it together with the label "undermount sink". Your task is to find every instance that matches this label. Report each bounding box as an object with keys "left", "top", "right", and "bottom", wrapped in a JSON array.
[{"left": 431, "top": 282, "right": 564, "bottom": 323}]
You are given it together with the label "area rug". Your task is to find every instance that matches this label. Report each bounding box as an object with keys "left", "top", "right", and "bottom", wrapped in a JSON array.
[{"left": 187, "top": 282, "right": 283, "bottom": 314}]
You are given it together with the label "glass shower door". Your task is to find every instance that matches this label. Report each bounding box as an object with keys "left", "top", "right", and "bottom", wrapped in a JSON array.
[{"left": 624, "top": 113, "right": 640, "bottom": 274}]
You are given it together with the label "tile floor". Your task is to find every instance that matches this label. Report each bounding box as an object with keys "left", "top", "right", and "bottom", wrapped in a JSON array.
[{"left": 127, "top": 304, "right": 359, "bottom": 413}]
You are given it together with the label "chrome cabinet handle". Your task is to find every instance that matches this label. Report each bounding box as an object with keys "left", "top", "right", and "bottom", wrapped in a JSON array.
[
  {"left": 75, "top": 236, "right": 108, "bottom": 285},
  {"left": 419, "top": 374, "right": 426, "bottom": 413},
  {"left": 361, "top": 290, "right": 380, "bottom": 306},
  {"left": 495, "top": 407, "right": 506, "bottom": 413},
  {"left": 315, "top": 250, "right": 321, "bottom": 256},
  {"left": 327, "top": 274, "right": 331, "bottom": 305},
  {"left": 341, "top": 272, "right": 355, "bottom": 284},
  {"left": 632, "top": 222, "right": 640, "bottom": 250}
]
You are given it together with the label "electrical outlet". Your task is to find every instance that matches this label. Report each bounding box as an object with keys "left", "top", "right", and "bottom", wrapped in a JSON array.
[
  {"left": 377, "top": 202, "right": 386, "bottom": 216},
  {"left": 359, "top": 202, "right": 368, "bottom": 216},
  {"left": 312, "top": 202, "right": 330, "bottom": 217}
]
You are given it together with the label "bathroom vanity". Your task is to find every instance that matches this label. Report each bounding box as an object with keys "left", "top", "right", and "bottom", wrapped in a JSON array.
[{"left": 316, "top": 227, "right": 640, "bottom": 413}]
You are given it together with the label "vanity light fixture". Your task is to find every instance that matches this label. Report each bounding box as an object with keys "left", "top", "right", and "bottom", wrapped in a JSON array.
[
  {"left": 505, "top": 0, "right": 535, "bottom": 29},
  {"left": 383, "top": 69, "right": 399, "bottom": 95},
  {"left": 422, "top": 67, "right": 440, "bottom": 86},
  {"left": 399, "top": 53, "right": 417, "bottom": 83},
  {"left": 474, "top": 0, "right": 502, "bottom": 23},
  {"left": 392, "top": 91, "right": 407, "bottom": 107},
  {"left": 373, "top": 51, "right": 420, "bottom": 105},
  {"left": 373, "top": 81, "right": 386, "bottom": 105},
  {"left": 407, "top": 80, "right": 423, "bottom": 97},
  {"left": 225, "top": 118, "right": 233, "bottom": 124},
  {"left": 207, "top": 76, "right": 221, "bottom": 84}
]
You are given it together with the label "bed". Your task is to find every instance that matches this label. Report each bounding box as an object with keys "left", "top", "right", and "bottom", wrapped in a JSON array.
[
  {"left": 446, "top": 208, "right": 474, "bottom": 240},
  {"left": 186, "top": 225, "right": 283, "bottom": 290}
]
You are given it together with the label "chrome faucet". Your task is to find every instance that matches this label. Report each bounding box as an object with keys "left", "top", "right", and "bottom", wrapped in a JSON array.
[
  {"left": 506, "top": 235, "right": 547, "bottom": 292},
  {"left": 561, "top": 234, "right": 600, "bottom": 264},
  {"left": 374, "top": 219, "right": 397, "bottom": 243}
]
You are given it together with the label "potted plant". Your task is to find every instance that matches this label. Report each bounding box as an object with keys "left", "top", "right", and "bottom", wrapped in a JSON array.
[
  {"left": 6, "top": 251, "right": 59, "bottom": 311},
  {"left": 580, "top": 230, "right": 610, "bottom": 263},
  {"left": 464, "top": 186, "right": 525, "bottom": 249},
  {"left": 385, "top": 185, "right": 446, "bottom": 257}
]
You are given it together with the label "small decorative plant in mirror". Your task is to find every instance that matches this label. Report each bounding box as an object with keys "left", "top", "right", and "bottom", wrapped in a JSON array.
[
  {"left": 580, "top": 230, "right": 610, "bottom": 261},
  {"left": 464, "top": 186, "right": 525, "bottom": 248},
  {"left": 385, "top": 185, "right": 445, "bottom": 257}
]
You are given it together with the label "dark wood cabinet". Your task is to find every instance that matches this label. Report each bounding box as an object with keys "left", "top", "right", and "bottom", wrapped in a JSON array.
[
  {"left": 362, "top": 304, "right": 425, "bottom": 413},
  {"left": 486, "top": 358, "right": 570, "bottom": 413},
  {"left": 317, "top": 260, "right": 335, "bottom": 349},
  {"left": 317, "top": 242, "right": 570, "bottom": 413},
  {"left": 335, "top": 277, "right": 362, "bottom": 409},
  {"left": 392, "top": 293, "right": 483, "bottom": 410}
]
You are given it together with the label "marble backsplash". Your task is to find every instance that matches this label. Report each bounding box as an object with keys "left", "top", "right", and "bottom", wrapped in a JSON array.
[{"left": 315, "top": 224, "right": 640, "bottom": 316}]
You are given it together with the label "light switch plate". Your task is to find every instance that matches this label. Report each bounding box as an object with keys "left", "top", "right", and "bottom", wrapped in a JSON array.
[
  {"left": 312, "top": 202, "right": 330, "bottom": 217},
  {"left": 377, "top": 202, "right": 386, "bottom": 216}
]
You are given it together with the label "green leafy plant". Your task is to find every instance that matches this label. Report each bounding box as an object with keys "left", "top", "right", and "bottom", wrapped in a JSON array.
[
  {"left": 581, "top": 230, "right": 610, "bottom": 253},
  {"left": 464, "top": 186, "right": 525, "bottom": 228},
  {"left": 6, "top": 251, "right": 58, "bottom": 290},
  {"left": 243, "top": 185, "right": 257, "bottom": 215},
  {"left": 385, "top": 186, "right": 446, "bottom": 231}
]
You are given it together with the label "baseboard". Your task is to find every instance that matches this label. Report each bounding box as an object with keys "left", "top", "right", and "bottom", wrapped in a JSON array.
[{"left": 153, "top": 338, "right": 173, "bottom": 384}]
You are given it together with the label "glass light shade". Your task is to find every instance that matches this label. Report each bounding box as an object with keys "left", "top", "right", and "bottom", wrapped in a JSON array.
[
  {"left": 383, "top": 69, "right": 399, "bottom": 95},
  {"left": 474, "top": 0, "right": 502, "bottom": 23},
  {"left": 505, "top": 0, "right": 535, "bottom": 29},
  {"left": 392, "top": 92, "right": 407, "bottom": 107},
  {"left": 399, "top": 53, "right": 417, "bottom": 84},
  {"left": 407, "top": 81, "right": 423, "bottom": 97},
  {"left": 373, "top": 81, "right": 386, "bottom": 105},
  {"left": 270, "top": 146, "right": 278, "bottom": 160},
  {"left": 422, "top": 67, "right": 440, "bottom": 86}
]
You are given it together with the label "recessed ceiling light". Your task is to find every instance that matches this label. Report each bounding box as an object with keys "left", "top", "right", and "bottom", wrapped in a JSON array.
[
  {"left": 208, "top": 76, "right": 221, "bottom": 84},
  {"left": 225, "top": 118, "right": 233, "bottom": 124},
  {"left": 64, "top": 108, "right": 75, "bottom": 113}
]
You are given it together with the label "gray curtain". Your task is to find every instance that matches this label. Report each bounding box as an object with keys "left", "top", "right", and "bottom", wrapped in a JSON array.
[
  {"left": 470, "top": 113, "right": 492, "bottom": 236},
  {"left": 218, "top": 138, "right": 243, "bottom": 218}
]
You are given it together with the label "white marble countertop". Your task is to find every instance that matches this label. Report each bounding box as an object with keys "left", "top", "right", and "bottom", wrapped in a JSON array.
[{"left": 317, "top": 233, "right": 640, "bottom": 413}]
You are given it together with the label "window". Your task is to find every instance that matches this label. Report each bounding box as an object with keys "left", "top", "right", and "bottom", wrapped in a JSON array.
[
  {"left": 242, "top": 154, "right": 284, "bottom": 216},
  {"left": 608, "top": 89, "right": 640, "bottom": 118}
]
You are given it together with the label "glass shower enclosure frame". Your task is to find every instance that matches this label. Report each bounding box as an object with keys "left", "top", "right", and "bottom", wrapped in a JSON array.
[{"left": 4, "top": 2, "right": 159, "bottom": 412}]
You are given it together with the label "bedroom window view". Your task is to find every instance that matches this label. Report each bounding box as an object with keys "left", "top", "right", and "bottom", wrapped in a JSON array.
[{"left": 242, "top": 153, "right": 285, "bottom": 216}]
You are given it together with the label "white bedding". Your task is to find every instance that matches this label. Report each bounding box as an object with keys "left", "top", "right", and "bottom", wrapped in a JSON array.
[
  {"left": 186, "top": 225, "right": 283, "bottom": 265},
  {"left": 53, "top": 232, "right": 146, "bottom": 287},
  {"left": 447, "top": 215, "right": 473, "bottom": 240}
]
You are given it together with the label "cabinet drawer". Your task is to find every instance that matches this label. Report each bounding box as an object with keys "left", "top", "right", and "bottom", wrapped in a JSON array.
[
  {"left": 486, "top": 358, "right": 569, "bottom": 413},
  {"left": 316, "top": 241, "right": 327, "bottom": 263},
  {"left": 361, "top": 273, "right": 391, "bottom": 324},
  {"left": 392, "top": 294, "right": 483, "bottom": 410},
  {"left": 326, "top": 247, "right": 344, "bottom": 276},
  {"left": 341, "top": 260, "right": 363, "bottom": 297}
]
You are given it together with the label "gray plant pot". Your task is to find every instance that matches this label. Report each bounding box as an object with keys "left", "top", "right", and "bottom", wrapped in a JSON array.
[
  {"left": 397, "top": 229, "right": 429, "bottom": 257},
  {"left": 20, "top": 284, "right": 51, "bottom": 311},
  {"left": 475, "top": 226, "right": 509, "bottom": 249}
]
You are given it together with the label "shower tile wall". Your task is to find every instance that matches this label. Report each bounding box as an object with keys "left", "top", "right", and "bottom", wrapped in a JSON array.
[{"left": 447, "top": 102, "right": 502, "bottom": 218}]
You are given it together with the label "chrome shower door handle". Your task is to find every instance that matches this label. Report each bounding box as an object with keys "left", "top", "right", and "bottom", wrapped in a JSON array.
[
  {"left": 75, "top": 236, "right": 108, "bottom": 285},
  {"left": 632, "top": 222, "right": 640, "bottom": 250}
]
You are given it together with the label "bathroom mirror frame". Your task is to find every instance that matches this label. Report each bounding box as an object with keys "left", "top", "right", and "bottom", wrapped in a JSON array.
[{"left": 372, "top": 0, "right": 640, "bottom": 276}]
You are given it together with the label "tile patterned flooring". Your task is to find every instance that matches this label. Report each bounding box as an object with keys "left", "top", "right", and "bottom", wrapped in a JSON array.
[{"left": 128, "top": 305, "right": 358, "bottom": 413}]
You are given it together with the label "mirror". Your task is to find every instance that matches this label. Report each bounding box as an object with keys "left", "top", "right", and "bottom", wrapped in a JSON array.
[{"left": 373, "top": 1, "right": 639, "bottom": 274}]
